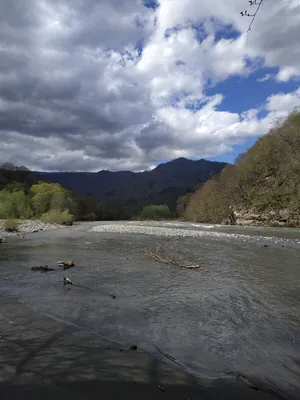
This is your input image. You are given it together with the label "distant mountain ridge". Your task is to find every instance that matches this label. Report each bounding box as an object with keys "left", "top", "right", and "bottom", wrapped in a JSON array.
[{"left": 36, "top": 157, "right": 228, "bottom": 217}]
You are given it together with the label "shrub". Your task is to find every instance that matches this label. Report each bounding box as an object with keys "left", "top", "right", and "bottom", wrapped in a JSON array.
[
  {"left": 137, "top": 204, "right": 173, "bottom": 220},
  {"left": 3, "top": 219, "right": 19, "bottom": 232},
  {"left": 40, "top": 209, "right": 74, "bottom": 225}
]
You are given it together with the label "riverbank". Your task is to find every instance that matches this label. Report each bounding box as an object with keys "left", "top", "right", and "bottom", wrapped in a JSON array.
[
  {"left": 0, "top": 296, "right": 282, "bottom": 400},
  {"left": 0, "top": 219, "right": 67, "bottom": 240}
]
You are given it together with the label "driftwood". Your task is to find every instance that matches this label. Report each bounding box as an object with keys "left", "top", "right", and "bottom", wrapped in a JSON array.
[
  {"left": 144, "top": 243, "right": 200, "bottom": 269},
  {"left": 183, "top": 264, "right": 200, "bottom": 269},
  {"left": 57, "top": 260, "right": 75, "bottom": 269},
  {"left": 63, "top": 277, "right": 93, "bottom": 291},
  {"left": 31, "top": 265, "right": 55, "bottom": 272}
]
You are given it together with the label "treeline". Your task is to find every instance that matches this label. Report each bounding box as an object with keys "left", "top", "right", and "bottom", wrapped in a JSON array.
[
  {"left": 135, "top": 204, "right": 174, "bottom": 220},
  {"left": 0, "top": 166, "right": 175, "bottom": 222},
  {"left": 0, "top": 167, "right": 123, "bottom": 223},
  {"left": 180, "top": 110, "right": 300, "bottom": 226},
  {"left": 0, "top": 180, "right": 104, "bottom": 224}
]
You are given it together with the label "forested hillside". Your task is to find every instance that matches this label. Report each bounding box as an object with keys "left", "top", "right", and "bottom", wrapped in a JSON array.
[
  {"left": 182, "top": 110, "right": 300, "bottom": 227},
  {"left": 0, "top": 166, "right": 104, "bottom": 223},
  {"left": 38, "top": 158, "right": 227, "bottom": 217}
]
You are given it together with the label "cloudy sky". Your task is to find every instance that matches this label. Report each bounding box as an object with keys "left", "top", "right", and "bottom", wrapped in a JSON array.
[{"left": 1, "top": 0, "right": 300, "bottom": 172}]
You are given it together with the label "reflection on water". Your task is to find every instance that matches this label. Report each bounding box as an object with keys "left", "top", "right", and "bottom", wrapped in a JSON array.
[{"left": 0, "top": 221, "right": 300, "bottom": 397}]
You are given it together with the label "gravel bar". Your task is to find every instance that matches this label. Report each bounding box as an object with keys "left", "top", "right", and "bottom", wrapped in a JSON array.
[
  {"left": 0, "top": 219, "right": 66, "bottom": 240},
  {"left": 91, "top": 223, "right": 266, "bottom": 241}
]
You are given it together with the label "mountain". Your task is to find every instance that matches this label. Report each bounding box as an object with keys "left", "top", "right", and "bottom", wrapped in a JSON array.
[{"left": 37, "top": 158, "right": 227, "bottom": 217}]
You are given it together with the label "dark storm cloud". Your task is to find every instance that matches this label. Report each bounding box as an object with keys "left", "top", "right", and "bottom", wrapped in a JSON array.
[{"left": 0, "top": 0, "right": 155, "bottom": 171}]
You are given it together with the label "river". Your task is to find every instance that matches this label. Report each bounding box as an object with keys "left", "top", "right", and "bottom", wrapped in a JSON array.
[{"left": 1, "top": 221, "right": 300, "bottom": 398}]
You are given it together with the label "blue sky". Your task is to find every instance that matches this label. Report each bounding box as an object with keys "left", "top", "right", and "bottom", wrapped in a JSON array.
[{"left": 205, "top": 67, "right": 299, "bottom": 163}]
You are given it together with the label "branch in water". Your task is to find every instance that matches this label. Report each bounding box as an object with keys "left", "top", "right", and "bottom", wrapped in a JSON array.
[{"left": 143, "top": 242, "right": 200, "bottom": 269}]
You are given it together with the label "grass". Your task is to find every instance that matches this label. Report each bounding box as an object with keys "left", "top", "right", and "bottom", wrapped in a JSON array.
[
  {"left": 40, "top": 209, "right": 74, "bottom": 225},
  {"left": 3, "top": 219, "right": 19, "bottom": 232}
]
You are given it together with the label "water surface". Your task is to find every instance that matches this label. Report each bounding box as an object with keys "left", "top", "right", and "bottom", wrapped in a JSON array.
[{"left": 1, "top": 221, "right": 300, "bottom": 397}]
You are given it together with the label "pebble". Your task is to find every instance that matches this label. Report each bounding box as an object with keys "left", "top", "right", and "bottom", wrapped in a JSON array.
[
  {"left": 0, "top": 220, "right": 66, "bottom": 239},
  {"left": 90, "top": 223, "right": 284, "bottom": 244}
]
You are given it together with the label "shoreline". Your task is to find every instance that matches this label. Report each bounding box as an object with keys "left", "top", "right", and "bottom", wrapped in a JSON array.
[
  {"left": 0, "top": 295, "right": 285, "bottom": 400},
  {"left": 0, "top": 219, "right": 68, "bottom": 240}
]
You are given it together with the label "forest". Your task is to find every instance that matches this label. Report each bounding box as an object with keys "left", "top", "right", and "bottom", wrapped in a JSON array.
[{"left": 181, "top": 110, "right": 300, "bottom": 227}]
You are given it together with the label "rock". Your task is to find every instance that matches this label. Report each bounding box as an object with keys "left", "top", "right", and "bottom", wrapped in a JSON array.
[
  {"left": 0, "top": 238, "right": 6, "bottom": 244},
  {"left": 57, "top": 260, "right": 75, "bottom": 269},
  {"left": 31, "top": 265, "right": 55, "bottom": 272},
  {"left": 157, "top": 385, "right": 165, "bottom": 392},
  {"left": 63, "top": 277, "right": 73, "bottom": 285},
  {"left": 262, "top": 244, "right": 269, "bottom": 248},
  {"left": 110, "top": 294, "right": 116, "bottom": 299},
  {"left": 130, "top": 345, "right": 137, "bottom": 351}
]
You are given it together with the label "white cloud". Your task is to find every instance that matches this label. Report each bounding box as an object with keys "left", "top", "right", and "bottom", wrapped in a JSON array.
[
  {"left": 1, "top": 0, "right": 300, "bottom": 171},
  {"left": 257, "top": 74, "right": 273, "bottom": 82}
]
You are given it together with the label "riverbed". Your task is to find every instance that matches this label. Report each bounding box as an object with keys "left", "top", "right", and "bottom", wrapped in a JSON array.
[{"left": 1, "top": 221, "right": 300, "bottom": 398}]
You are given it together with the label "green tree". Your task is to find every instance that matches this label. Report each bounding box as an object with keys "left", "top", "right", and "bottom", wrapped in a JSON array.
[
  {"left": 137, "top": 204, "right": 173, "bottom": 220},
  {"left": 30, "top": 182, "right": 67, "bottom": 216}
]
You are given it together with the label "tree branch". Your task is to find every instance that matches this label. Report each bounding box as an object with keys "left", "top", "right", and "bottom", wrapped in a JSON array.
[{"left": 240, "top": 0, "right": 266, "bottom": 32}]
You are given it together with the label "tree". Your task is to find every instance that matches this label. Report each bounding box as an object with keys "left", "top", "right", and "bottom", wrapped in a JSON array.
[
  {"left": 30, "top": 182, "right": 70, "bottom": 216},
  {"left": 0, "top": 189, "right": 33, "bottom": 219}
]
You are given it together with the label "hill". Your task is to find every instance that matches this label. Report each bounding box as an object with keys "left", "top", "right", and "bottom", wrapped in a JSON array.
[
  {"left": 0, "top": 166, "right": 38, "bottom": 192},
  {"left": 37, "top": 158, "right": 227, "bottom": 218},
  {"left": 183, "top": 110, "right": 300, "bottom": 227}
]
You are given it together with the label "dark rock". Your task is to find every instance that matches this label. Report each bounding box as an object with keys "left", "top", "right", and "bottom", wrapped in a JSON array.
[
  {"left": 130, "top": 345, "right": 137, "bottom": 351},
  {"left": 31, "top": 265, "right": 54, "bottom": 272},
  {"left": 110, "top": 294, "right": 116, "bottom": 299},
  {"left": 120, "top": 349, "right": 124, "bottom": 352},
  {"left": 157, "top": 385, "right": 165, "bottom": 392}
]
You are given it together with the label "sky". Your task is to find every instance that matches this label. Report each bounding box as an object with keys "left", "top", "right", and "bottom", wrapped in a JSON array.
[{"left": 1, "top": 0, "right": 300, "bottom": 172}]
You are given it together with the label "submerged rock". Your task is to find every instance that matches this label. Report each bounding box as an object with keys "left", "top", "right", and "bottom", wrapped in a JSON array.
[
  {"left": 57, "top": 260, "right": 75, "bottom": 269},
  {"left": 31, "top": 265, "right": 55, "bottom": 272}
]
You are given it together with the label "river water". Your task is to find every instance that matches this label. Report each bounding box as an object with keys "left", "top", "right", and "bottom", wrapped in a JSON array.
[{"left": 1, "top": 221, "right": 300, "bottom": 398}]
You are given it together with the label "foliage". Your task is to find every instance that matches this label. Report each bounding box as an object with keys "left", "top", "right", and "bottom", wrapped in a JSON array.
[
  {"left": 176, "top": 192, "right": 194, "bottom": 218},
  {"left": 0, "top": 189, "right": 33, "bottom": 219},
  {"left": 40, "top": 209, "right": 74, "bottom": 225},
  {"left": 184, "top": 110, "right": 300, "bottom": 225},
  {"left": 137, "top": 204, "right": 173, "bottom": 220},
  {"left": 3, "top": 219, "right": 19, "bottom": 232},
  {"left": 0, "top": 178, "right": 105, "bottom": 223}
]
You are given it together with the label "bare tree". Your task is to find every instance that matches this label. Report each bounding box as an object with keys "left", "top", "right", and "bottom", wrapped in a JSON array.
[{"left": 240, "top": 0, "right": 266, "bottom": 32}]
